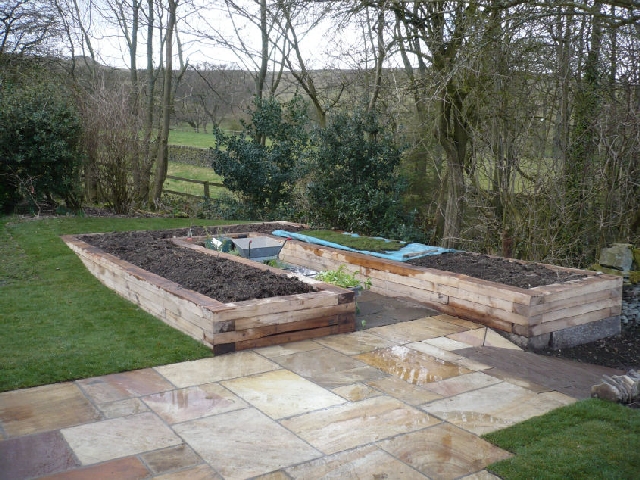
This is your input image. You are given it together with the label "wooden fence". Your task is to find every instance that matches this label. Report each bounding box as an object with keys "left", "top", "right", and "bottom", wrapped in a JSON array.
[{"left": 164, "top": 175, "right": 225, "bottom": 199}]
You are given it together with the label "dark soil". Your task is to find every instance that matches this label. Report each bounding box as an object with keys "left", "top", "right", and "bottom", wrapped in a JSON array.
[
  {"left": 79, "top": 223, "right": 638, "bottom": 371},
  {"left": 80, "top": 223, "right": 314, "bottom": 303},
  {"left": 408, "top": 251, "right": 587, "bottom": 289}
]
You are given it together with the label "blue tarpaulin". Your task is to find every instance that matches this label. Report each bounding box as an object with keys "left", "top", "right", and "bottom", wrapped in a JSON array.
[{"left": 272, "top": 230, "right": 456, "bottom": 262}]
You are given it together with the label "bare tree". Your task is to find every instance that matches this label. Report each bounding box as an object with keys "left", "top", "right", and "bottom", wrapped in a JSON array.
[{"left": 0, "top": 0, "right": 61, "bottom": 56}]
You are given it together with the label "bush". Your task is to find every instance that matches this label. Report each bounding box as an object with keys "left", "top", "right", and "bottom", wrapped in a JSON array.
[
  {"left": 210, "top": 95, "right": 309, "bottom": 215},
  {"left": 306, "top": 110, "right": 406, "bottom": 236},
  {"left": 0, "top": 78, "right": 83, "bottom": 212}
]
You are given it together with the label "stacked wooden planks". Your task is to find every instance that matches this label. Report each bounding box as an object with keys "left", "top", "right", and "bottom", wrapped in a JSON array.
[
  {"left": 280, "top": 239, "right": 622, "bottom": 340},
  {"left": 63, "top": 235, "right": 356, "bottom": 355}
]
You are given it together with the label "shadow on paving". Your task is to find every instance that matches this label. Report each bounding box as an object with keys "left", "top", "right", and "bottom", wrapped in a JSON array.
[{"left": 356, "top": 290, "right": 438, "bottom": 330}]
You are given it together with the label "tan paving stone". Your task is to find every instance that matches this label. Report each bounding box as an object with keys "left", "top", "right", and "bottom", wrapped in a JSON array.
[
  {"left": 332, "top": 382, "right": 380, "bottom": 402},
  {"left": 250, "top": 471, "right": 292, "bottom": 480},
  {"left": 141, "top": 444, "right": 203, "bottom": 475},
  {"left": 378, "top": 423, "right": 512, "bottom": 479},
  {"left": 151, "top": 464, "right": 221, "bottom": 480},
  {"left": 154, "top": 352, "right": 278, "bottom": 388},
  {"left": 286, "top": 445, "right": 428, "bottom": 479},
  {"left": 367, "top": 317, "right": 466, "bottom": 344},
  {"left": 174, "top": 408, "right": 321, "bottom": 480},
  {"left": 222, "top": 370, "right": 344, "bottom": 419},
  {"left": 422, "top": 382, "right": 576, "bottom": 435},
  {"left": 356, "top": 345, "right": 472, "bottom": 386},
  {"left": 61, "top": 412, "right": 181, "bottom": 465},
  {"left": 0, "top": 383, "right": 99, "bottom": 437},
  {"left": 272, "top": 347, "right": 386, "bottom": 389},
  {"left": 77, "top": 368, "right": 174, "bottom": 404},
  {"left": 423, "top": 336, "right": 475, "bottom": 351},
  {"left": 97, "top": 398, "right": 148, "bottom": 419},
  {"left": 367, "top": 376, "right": 443, "bottom": 406},
  {"left": 39, "top": 456, "right": 150, "bottom": 480},
  {"left": 430, "top": 315, "right": 484, "bottom": 330},
  {"left": 280, "top": 396, "right": 441, "bottom": 455},
  {"left": 255, "top": 340, "right": 323, "bottom": 358},
  {"left": 314, "top": 331, "right": 395, "bottom": 356},
  {"left": 407, "top": 342, "right": 492, "bottom": 371},
  {"left": 423, "top": 372, "right": 503, "bottom": 397},
  {"left": 448, "top": 328, "right": 522, "bottom": 350},
  {"left": 143, "top": 383, "right": 246, "bottom": 424}
]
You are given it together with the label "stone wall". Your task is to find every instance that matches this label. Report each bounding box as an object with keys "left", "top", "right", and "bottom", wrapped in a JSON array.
[{"left": 168, "top": 145, "right": 211, "bottom": 167}]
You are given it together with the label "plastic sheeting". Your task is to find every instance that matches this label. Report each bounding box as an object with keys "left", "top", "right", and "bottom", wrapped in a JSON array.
[{"left": 272, "top": 230, "right": 456, "bottom": 262}]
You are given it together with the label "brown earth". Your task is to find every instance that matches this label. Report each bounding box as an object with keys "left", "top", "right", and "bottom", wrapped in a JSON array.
[{"left": 80, "top": 223, "right": 639, "bottom": 371}]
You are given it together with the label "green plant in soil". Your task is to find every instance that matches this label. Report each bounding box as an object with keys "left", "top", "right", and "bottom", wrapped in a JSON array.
[
  {"left": 483, "top": 398, "right": 640, "bottom": 479},
  {"left": 303, "top": 229, "right": 405, "bottom": 253},
  {"left": 0, "top": 216, "right": 242, "bottom": 392},
  {"left": 315, "top": 265, "right": 372, "bottom": 290}
]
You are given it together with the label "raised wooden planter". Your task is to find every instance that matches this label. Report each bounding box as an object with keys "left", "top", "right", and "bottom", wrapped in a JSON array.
[
  {"left": 62, "top": 235, "right": 356, "bottom": 354},
  {"left": 280, "top": 239, "right": 622, "bottom": 349}
]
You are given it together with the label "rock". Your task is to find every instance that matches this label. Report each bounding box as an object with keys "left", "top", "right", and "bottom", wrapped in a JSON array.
[
  {"left": 599, "top": 244, "right": 634, "bottom": 272},
  {"left": 591, "top": 370, "right": 640, "bottom": 404}
]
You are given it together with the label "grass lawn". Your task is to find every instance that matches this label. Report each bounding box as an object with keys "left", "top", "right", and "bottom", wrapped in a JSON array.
[
  {"left": 483, "top": 398, "right": 640, "bottom": 479},
  {"left": 165, "top": 162, "right": 228, "bottom": 198},
  {"left": 168, "top": 126, "right": 217, "bottom": 148},
  {"left": 0, "top": 216, "right": 240, "bottom": 392}
]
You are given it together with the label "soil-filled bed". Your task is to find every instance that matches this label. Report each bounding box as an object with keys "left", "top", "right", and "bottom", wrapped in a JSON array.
[
  {"left": 80, "top": 224, "right": 312, "bottom": 303},
  {"left": 407, "top": 252, "right": 587, "bottom": 289}
]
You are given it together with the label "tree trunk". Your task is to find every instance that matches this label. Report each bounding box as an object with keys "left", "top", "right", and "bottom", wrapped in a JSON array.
[{"left": 151, "top": 0, "right": 176, "bottom": 203}]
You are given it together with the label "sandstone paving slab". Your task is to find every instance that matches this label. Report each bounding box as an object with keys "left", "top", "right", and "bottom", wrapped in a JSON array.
[
  {"left": 271, "top": 346, "right": 386, "bottom": 389},
  {"left": 280, "top": 395, "right": 441, "bottom": 455},
  {"left": 366, "top": 376, "right": 443, "bottom": 406},
  {"left": 422, "top": 372, "right": 503, "bottom": 397},
  {"left": 0, "top": 430, "right": 79, "bottom": 480},
  {"left": 331, "top": 382, "right": 381, "bottom": 402},
  {"left": 255, "top": 339, "right": 323, "bottom": 358},
  {"left": 0, "top": 383, "right": 100, "bottom": 437},
  {"left": 152, "top": 464, "right": 221, "bottom": 480},
  {"left": 37, "top": 456, "right": 150, "bottom": 480},
  {"left": 221, "top": 369, "right": 345, "bottom": 419},
  {"left": 97, "top": 398, "right": 148, "bottom": 419},
  {"left": 314, "top": 330, "right": 395, "bottom": 355},
  {"left": 76, "top": 368, "right": 174, "bottom": 404},
  {"left": 61, "top": 411, "right": 182, "bottom": 465},
  {"left": 356, "top": 345, "right": 472, "bottom": 386},
  {"left": 448, "top": 328, "right": 522, "bottom": 350},
  {"left": 377, "top": 422, "right": 512, "bottom": 480},
  {"left": 250, "top": 471, "right": 290, "bottom": 480},
  {"left": 141, "top": 444, "right": 203, "bottom": 475},
  {"left": 367, "top": 317, "right": 467, "bottom": 344},
  {"left": 154, "top": 352, "right": 279, "bottom": 388},
  {"left": 285, "top": 444, "right": 428, "bottom": 479},
  {"left": 456, "top": 346, "right": 625, "bottom": 399},
  {"left": 430, "top": 314, "right": 484, "bottom": 331},
  {"left": 423, "top": 336, "right": 475, "bottom": 351},
  {"left": 173, "top": 407, "right": 321, "bottom": 480},
  {"left": 143, "top": 383, "right": 247, "bottom": 424},
  {"left": 407, "top": 341, "right": 492, "bottom": 371},
  {"left": 422, "top": 382, "right": 576, "bottom": 435}
]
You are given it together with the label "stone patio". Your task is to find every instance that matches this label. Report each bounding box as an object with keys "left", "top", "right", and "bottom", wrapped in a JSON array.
[{"left": 0, "top": 292, "right": 622, "bottom": 480}]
